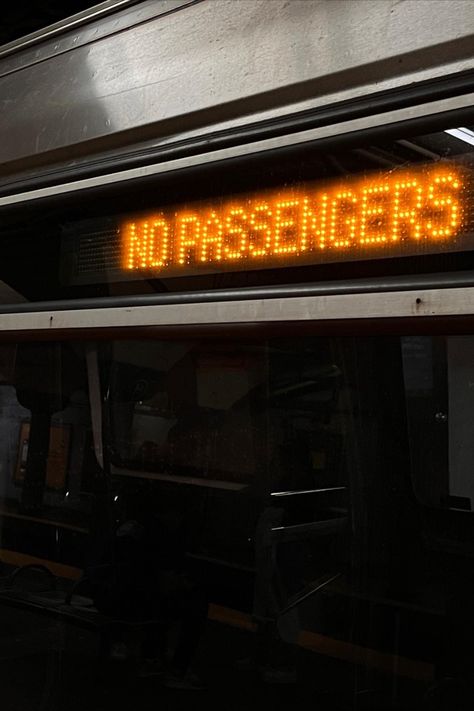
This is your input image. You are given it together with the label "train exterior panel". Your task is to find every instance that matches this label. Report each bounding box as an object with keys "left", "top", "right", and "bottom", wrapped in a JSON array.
[{"left": 0, "top": 0, "right": 473, "bottom": 180}]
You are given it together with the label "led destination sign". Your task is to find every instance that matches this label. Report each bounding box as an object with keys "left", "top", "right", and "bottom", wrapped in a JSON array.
[{"left": 121, "top": 165, "right": 466, "bottom": 277}]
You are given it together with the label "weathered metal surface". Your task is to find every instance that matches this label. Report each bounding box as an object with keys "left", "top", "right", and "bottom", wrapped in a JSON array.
[{"left": 0, "top": 0, "right": 473, "bottom": 177}]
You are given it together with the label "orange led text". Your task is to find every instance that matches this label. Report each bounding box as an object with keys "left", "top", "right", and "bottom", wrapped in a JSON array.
[{"left": 121, "top": 166, "right": 465, "bottom": 275}]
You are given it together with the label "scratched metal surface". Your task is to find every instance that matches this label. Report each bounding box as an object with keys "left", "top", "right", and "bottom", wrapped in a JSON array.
[{"left": 0, "top": 0, "right": 473, "bottom": 180}]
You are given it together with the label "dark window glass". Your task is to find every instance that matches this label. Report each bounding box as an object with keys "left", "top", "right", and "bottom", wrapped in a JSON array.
[{"left": 0, "top": 329, "right": 473, "bottom": 708}]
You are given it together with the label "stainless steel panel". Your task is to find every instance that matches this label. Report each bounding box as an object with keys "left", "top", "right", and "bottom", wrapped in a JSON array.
[
  {"left": 0, "top": 1, "right": 195, "bottom": 76},
  {"left": 0, "top": 286, "right": 473, "bottom": 332},
  {"left": 0, "top": 90, "right": 472, "bottom": 208},
  {"left": 0, "top": 0, "right": 473, "bottom": 175}
]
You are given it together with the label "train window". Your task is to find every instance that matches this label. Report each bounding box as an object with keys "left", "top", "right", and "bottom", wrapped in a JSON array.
[
  {"left": 0, "top": 329, "right": 473, "bottom": 707},
  {"left": 57, "top": 121, "right": 474, "bottom": 295},
  {"left": 1, "top": 121, "right": 474, "bottom": 303}
]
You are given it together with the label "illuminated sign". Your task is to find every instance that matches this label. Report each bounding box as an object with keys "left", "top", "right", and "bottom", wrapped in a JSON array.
[{"left": 121, "top": 165, "right": 466, "bottom": 277}]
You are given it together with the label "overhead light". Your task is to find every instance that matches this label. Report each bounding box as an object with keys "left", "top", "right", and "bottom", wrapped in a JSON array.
[{"left": 445, "top": 127, "right": 474, "bottom": 147}]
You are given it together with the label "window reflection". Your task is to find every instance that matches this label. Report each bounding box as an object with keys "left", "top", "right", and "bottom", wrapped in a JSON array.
[{"left": 0, "top": 334, "right": 473, "bottom": 707}]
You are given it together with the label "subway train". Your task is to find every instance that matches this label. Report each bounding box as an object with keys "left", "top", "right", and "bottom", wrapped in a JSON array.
[{"left": 0, "top": 1, "right": 474, "bottom": 708}]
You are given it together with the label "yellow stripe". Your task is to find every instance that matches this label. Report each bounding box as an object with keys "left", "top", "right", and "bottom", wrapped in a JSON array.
[
  {"left": 208, "top": 603, "right": 257, "bottom": 632},
  {"left": 0, "top": 550, "right": 435, "bottom": 682},
  {"left": 208, "top": 603, "right": 434, "bottom": 682},
  {"left": 0, "top": 506, "right": 88, "bottom": 533},
  {"left": 298, "top": 629, "right": 434, "bottom": 682},
  {"left": 0, "top": 549, "right": 82, "bottom": 581}
]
